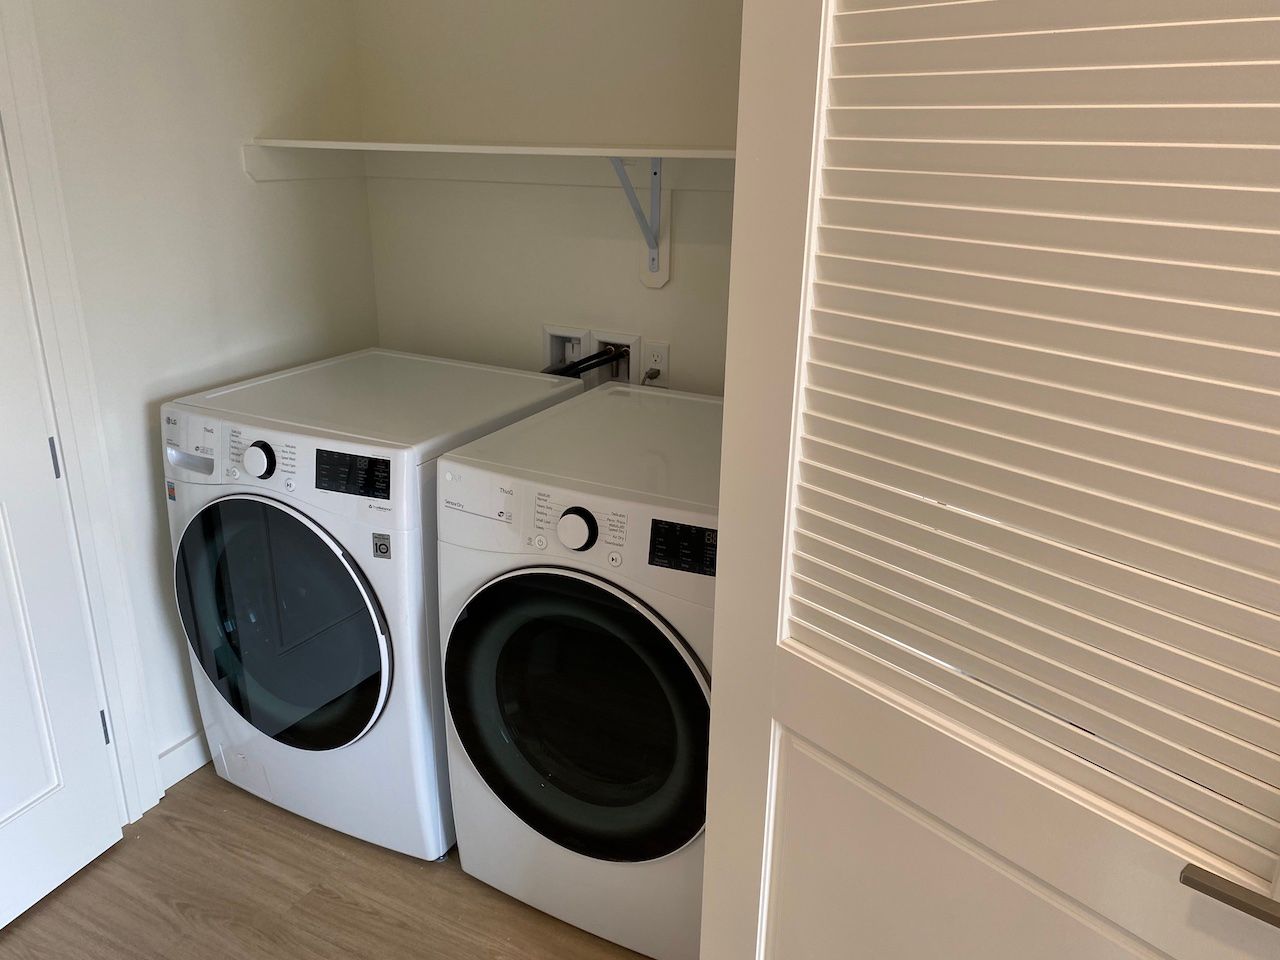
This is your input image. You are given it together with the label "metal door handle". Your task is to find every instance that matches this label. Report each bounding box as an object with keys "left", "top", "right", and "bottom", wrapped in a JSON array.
[{"left": 1180, "top": 864, "right": 1280, "bottom": 929}]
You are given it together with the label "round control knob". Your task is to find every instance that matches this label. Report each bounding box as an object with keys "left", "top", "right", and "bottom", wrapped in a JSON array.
[
  {"left": 556, "top": 507, "right": 598, "bottom": 552},
  {"left": 242, "top": 441, "right": 276, "bottom": 480}
]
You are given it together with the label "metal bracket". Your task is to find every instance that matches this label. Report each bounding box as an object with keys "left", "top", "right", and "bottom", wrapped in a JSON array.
[{"left": 610, "top": 157, "right": 663, "bottom": 273}]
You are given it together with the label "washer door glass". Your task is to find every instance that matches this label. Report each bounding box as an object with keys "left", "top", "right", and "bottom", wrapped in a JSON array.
[
  {"left": 174, "top": 496, "right": 389, "bottom": 751},
  {"left": 445, "top": 569, "right": 709, "bottom": 862}
]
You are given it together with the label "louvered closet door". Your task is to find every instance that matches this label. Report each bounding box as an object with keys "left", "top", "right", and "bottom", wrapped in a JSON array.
[{"left": 702, "top": 2, "right": 1280, "bottom": 958}]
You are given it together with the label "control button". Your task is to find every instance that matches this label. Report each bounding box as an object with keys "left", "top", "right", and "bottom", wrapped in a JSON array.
[
  {"left": 534, "top": 535, "right": 547, "bottom": 550},
  {"left": 445, "top": 471, "right": 455, "bottom": 482},
  {"left": 284, "top": 477, "right": 296, "bottom": 492},
  {"left": 229, "top": 467, "right": 240, "bottom": 480},
  {"left": 608, "top": 551, "right": 623, "bottom": 568},
  {"left": 556, "top": 507, "right": 599, "bottom": 552},
  {"left": 243, "top": 441, "right": 276, "bottom": 479}
]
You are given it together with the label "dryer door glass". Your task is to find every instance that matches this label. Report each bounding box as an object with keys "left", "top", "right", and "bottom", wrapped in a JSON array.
[
  {"left": 174, "top": 496, "right": 390, "bottom": 751},
  {"left": 445, "top": 570, "right": 709, "bottom": 862}
]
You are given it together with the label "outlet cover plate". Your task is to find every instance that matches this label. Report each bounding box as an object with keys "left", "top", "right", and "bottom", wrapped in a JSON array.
[
  {"left": 589, "top": 330, "right": 642, "bottom": 385},
  {"left": 544, "top": 324, "right": 589, "bottom": 369},
  {"left": 642, "top": 340, "right": 670, "bottom": 388}
]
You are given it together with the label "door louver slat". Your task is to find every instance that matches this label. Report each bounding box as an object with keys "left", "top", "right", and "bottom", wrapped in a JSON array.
[{"left": 789, "top": 0, "right": 1280, "bottom": 889}]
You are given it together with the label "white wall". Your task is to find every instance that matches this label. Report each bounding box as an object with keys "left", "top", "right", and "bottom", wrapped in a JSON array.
[
  {"left": 367, "top": 163, "right": 735, "bottom": 395},
  {"left": 352, "top": 0, "right": 740, "bottom": 395},
  {"left": 353, "top": 0, "right": 742, "bottom": 149},
  {"left": 32, "top": 0, "right": 379, "bottom": 787}
]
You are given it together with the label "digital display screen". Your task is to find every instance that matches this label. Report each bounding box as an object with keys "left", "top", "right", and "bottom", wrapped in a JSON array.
[
  {"left": 649, "top": 519, "right": 717, "bottom": 578},
  {"left": 315, "top": 449, "right": 391, "bottom": 500}
]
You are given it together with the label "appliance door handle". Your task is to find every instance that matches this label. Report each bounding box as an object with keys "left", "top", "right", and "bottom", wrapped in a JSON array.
[{"left": 1180, "top": 864, "right": 1280, "bottom": 929}]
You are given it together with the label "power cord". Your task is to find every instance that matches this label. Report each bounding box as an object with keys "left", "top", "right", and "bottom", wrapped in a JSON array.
[{"left": 641, "top": 367, "right": 661, "bottom": 386}]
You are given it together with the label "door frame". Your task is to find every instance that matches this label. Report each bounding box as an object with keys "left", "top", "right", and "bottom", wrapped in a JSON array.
[
  {"left": 700, "top": 0, "right": 827, "bottom": 955},
  {"left": 0, "top": 0, "right": 161, "bottom": 822}
]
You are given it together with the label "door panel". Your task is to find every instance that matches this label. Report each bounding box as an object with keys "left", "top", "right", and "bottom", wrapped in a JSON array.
[
  {"left": 0, "top": 510, "right": 59, "bottom": 820},
  {"left": 445, "top": 569, "right": 710, "bottom": 863},
  {"left": 767, "top": 733, "right": 1146, "bottom": 960},
  {"left": 771, "top": 645, "right": 1277, "bottom": 959},
  {"left": 702, "top": 0, "right": 1280, "bottom": 956},
  {"left": 173, "top": 496, "right": 390, "bottom": 751},
  {"left": 0, "top": 104, "right": 121, "bottom": 926}
]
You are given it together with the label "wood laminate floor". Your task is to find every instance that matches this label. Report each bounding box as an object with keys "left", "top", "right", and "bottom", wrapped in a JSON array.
[{"left": 0, "top": 764, "right": 640, "bottom": 960}]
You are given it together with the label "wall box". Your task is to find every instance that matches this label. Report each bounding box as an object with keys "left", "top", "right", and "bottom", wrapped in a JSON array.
[{"left": 242, "top": 140, "right": 736, "bottom": 288}]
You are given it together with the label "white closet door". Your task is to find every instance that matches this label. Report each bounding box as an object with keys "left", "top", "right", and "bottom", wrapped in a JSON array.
[
  {"left": 0, "top": 101, "right": 121, "bottom": 927},
  {"left": 703, "top": 1, "right": 1280, "bottom": 957}
]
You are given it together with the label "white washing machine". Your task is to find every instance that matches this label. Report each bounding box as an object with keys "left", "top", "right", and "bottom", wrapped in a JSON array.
[
  {"left": 437, "top": 383, "right": 722, "bottom": 960},
  {"left": 162, "top": 349, "right": 581, "bottom": 860}
]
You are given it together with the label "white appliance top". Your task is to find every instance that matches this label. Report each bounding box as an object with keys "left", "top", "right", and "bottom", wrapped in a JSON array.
[
  {"left": 172, "top": 349, "right": 580, "bottom": 455},
  {"left": 444, "top": 384, "right": 724, "bottom": 510}
]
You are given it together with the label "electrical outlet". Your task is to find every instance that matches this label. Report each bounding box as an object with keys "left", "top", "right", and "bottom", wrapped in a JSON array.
[{"left": 643, "top": 341, "right": 670, "bottom": 388}]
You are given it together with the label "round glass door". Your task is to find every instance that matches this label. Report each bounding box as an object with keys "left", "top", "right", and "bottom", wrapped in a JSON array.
[
  {"left": 445, "top": 569, "right": 710, "bottom": 862},
  {"left": 174, "top": 495, "right": 390, "bottom": 751}
]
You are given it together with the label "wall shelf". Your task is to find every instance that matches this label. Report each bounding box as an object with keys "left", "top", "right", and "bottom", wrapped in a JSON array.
[
  {"left": 252, "top": 138, "right": 736, "bottom": 160},
  {"left": 245, "top": 139, "right": 736, "bottom": 289}
]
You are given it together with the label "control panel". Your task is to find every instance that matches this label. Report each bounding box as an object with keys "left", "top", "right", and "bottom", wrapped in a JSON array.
[
  {"left": 438, "top": 461, "right": 718, "bottom": 603},
  {"left": 226, "top": 426, "right": 300, "bottom": 488},
  {"left": 534, "top": 491, "right": 629, "bottom": 553},
  {"left": 556, "top": 506, "right": 598, "bottom": 552},
  {"left": 315, "top": 449, "right": 391, "bottom": 500},
  {"left": 243, "top": 441, "right": 276, "bottom": 479},
  {"left": 161, "top": 405, "right": 420, "bottom": 530},
  {"left": 649, "top": 519, "right": 718, "bottom": 578}
]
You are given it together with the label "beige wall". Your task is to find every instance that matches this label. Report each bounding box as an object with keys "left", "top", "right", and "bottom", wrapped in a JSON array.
[
  {"left": 32, "top": 0, "right": 379, "bottom": 785},
  {"left": 353, "top": 0, "right": 742, "bottom": 148},
  {"left": 352, "top": 0, "right": 741, "bottom": 388},
  {"left": 367, "top": 166, "right": 734, "bottom": 395}
]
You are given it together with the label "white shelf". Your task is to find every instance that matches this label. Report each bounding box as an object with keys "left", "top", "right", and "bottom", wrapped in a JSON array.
[
  {"left": 244, "top": 138, "right": 735, "bottom": 289},
  {"left": 252, "top": 138, "right": 736, "bottom": 161}
]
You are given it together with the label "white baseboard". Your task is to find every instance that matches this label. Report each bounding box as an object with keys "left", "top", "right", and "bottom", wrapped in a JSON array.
[{"left": 157, "top": 731, "right": 211, "bottom": 790}]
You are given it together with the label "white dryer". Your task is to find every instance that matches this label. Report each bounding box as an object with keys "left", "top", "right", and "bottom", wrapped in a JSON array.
[
  {"left": 162, "top": 349, "right": 580, "bottom": 860},
  {"left": 437, "top": 384, "right": 722, "bottom": 960}
]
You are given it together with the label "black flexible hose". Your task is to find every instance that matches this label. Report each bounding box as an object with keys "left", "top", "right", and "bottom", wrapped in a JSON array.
[{"left": 542, "top": 345, "right": 630, "bottom": 379}]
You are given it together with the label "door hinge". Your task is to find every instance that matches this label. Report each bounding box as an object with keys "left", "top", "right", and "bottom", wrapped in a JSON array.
[
  {"left": 48, "top": 436, "right": 61, "bottom": 479},
  {"left": 99, "top": 709, "right": 111, "bottom": 745}
]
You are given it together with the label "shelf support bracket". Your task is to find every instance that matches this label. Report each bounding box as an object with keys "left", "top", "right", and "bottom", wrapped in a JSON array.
[{"left": 610, "top": 157, "right": 663, "bottom": 274}]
